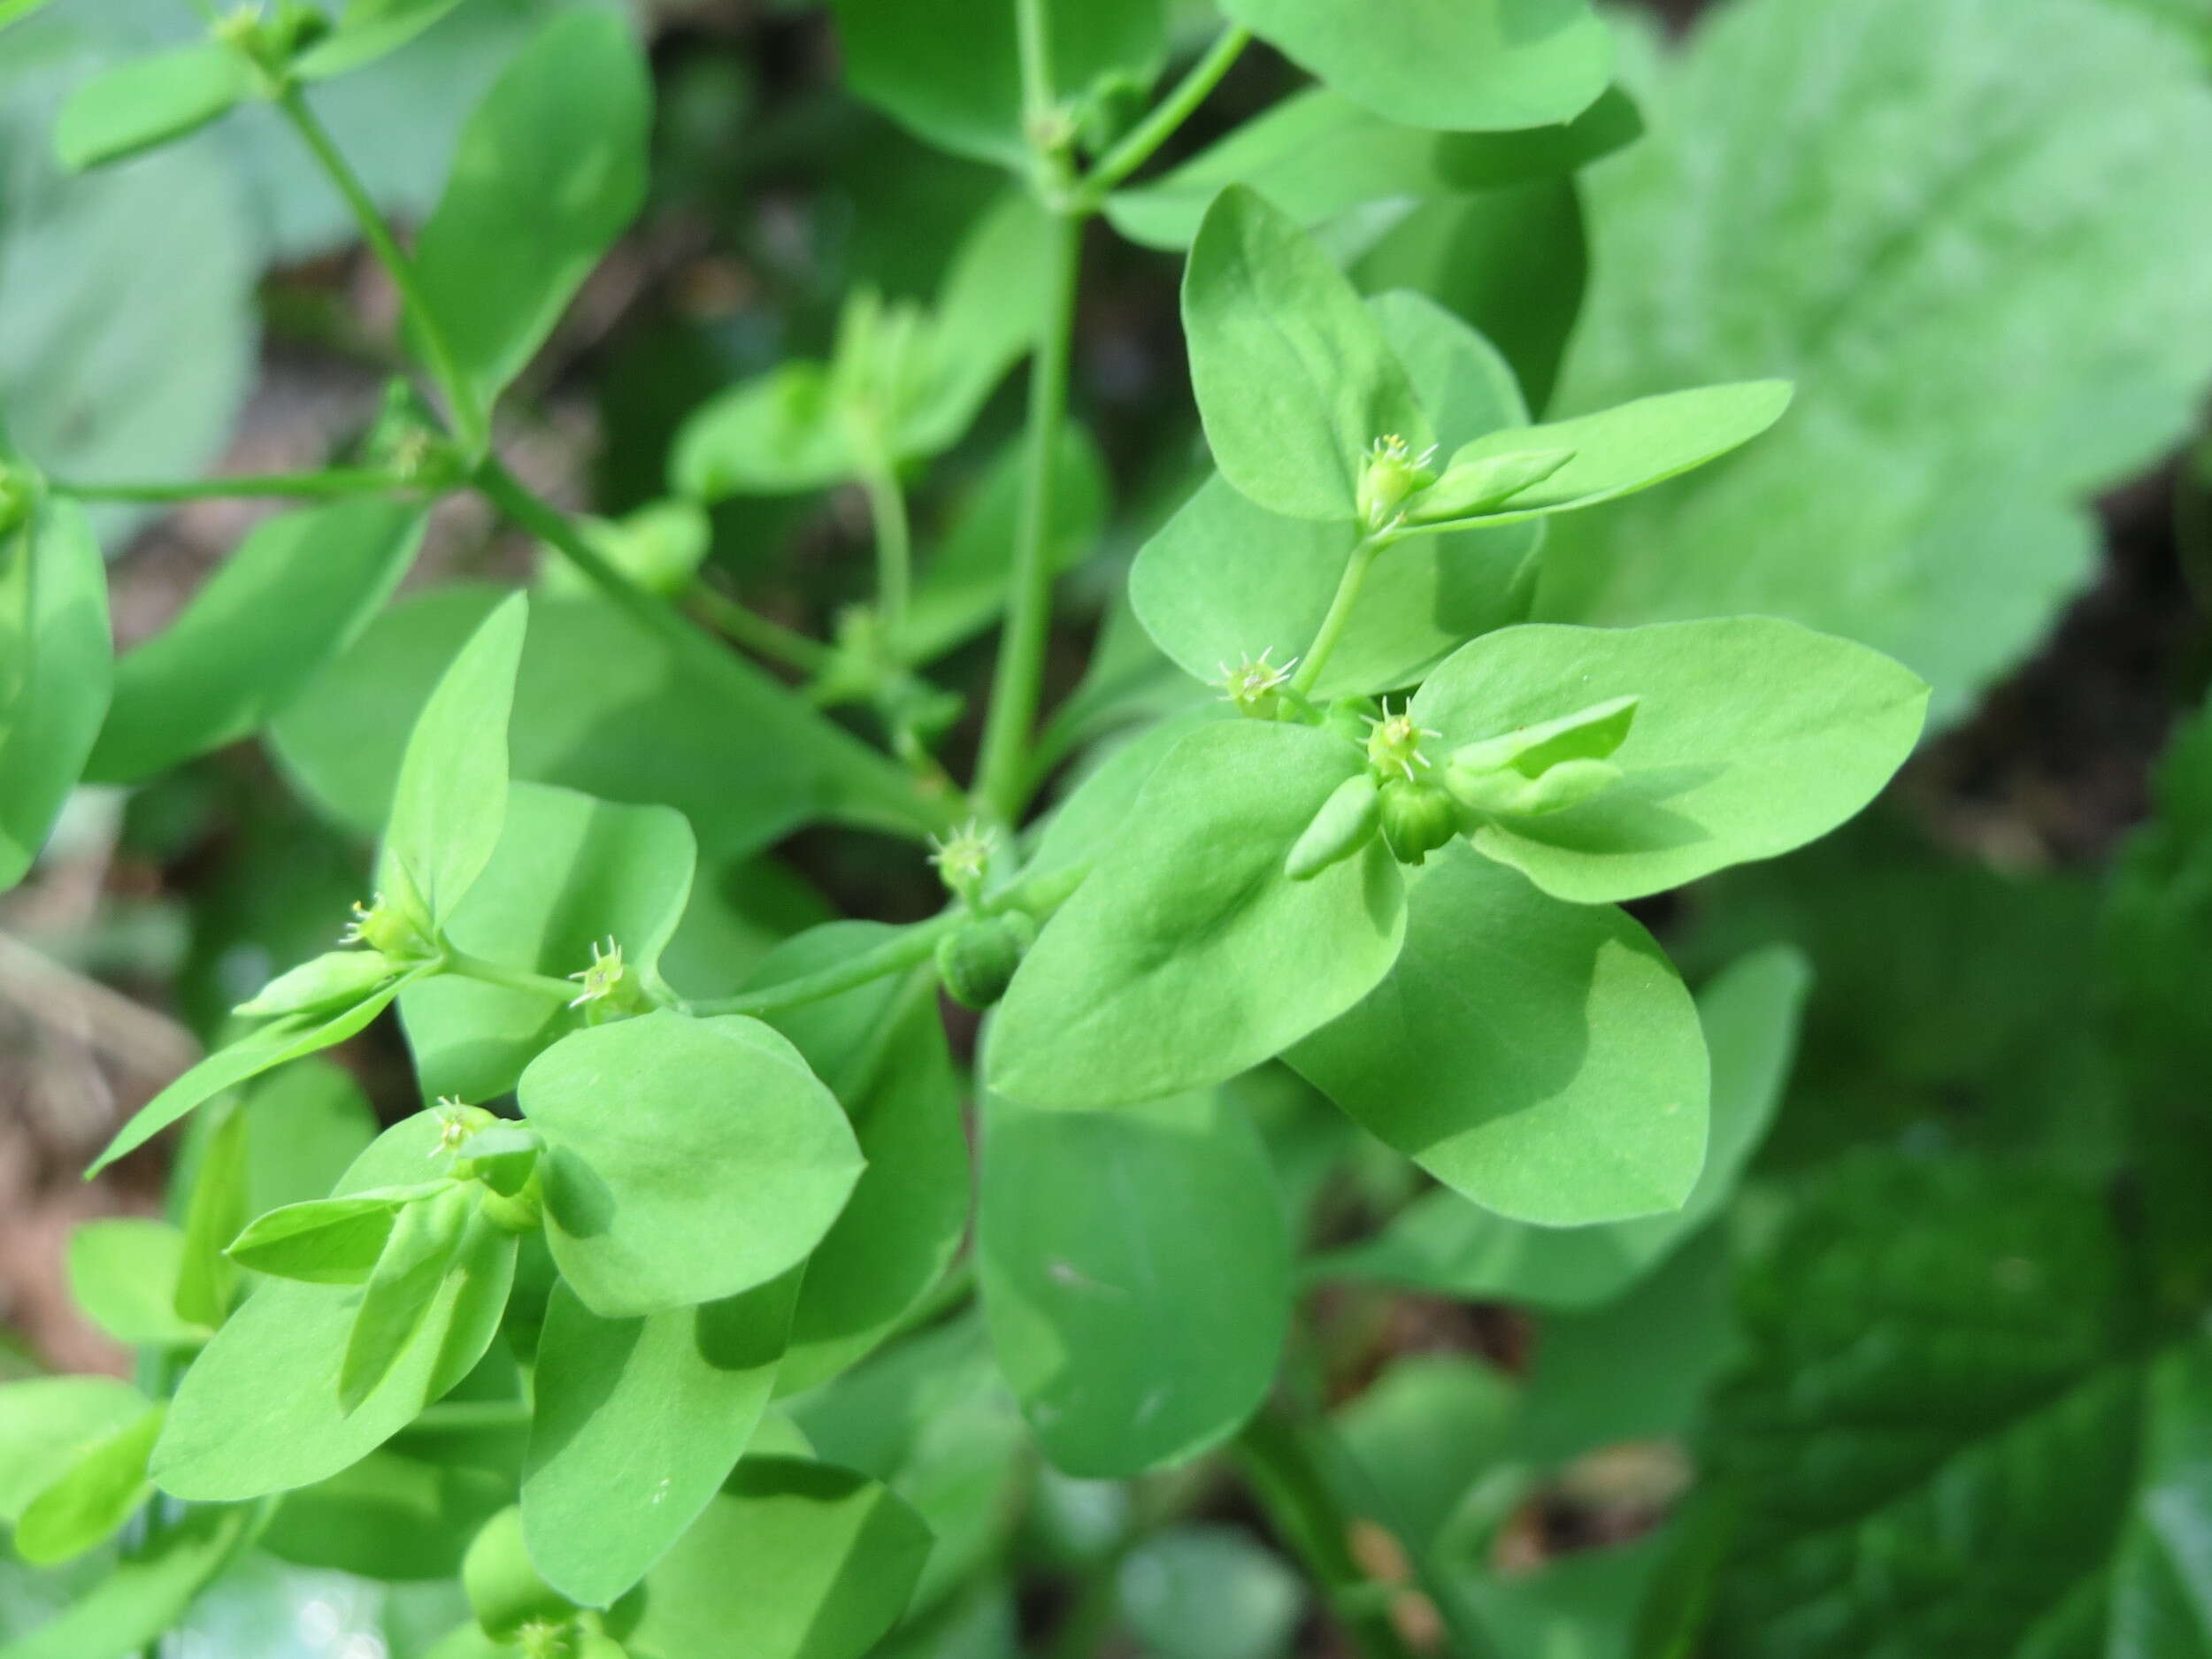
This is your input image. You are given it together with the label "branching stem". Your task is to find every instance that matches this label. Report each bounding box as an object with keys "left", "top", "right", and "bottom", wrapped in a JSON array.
[
  {"left": 1291, "top": 533, "right": 1391, "bottom": 696},
  {"left": 1079, "top": 25, "right": 1254, "bottom": 203}
]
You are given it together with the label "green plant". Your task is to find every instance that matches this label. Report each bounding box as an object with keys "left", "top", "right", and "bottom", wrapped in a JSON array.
[{"left": 16, "top": 0, "right": 2200, "bottom": 1654}]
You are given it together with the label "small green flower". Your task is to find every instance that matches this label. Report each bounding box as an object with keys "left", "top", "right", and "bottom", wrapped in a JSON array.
[
  {"left": 567, "top": 936, "right": 632, "bottom": 1011},
  {"left": 1215, "top": 649, "right": 1298, "bottom": 718},
  {"left": 929, "top": 820, "right": 998, "bottom": 906},
  {"left": 340, "top": 892, "right": 434, "bottom": 961},
  {"left": 1363, "top": 703, "right": 1441, "bottom": 782},
  {"left": 1356, "top": 434, "right": 1438, "bottom": 530}
]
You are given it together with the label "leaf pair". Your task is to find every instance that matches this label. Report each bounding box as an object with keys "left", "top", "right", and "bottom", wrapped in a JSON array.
[
  {"left": 989, "top": 618, "right": 1924, "bottom": 1224},
  {"left": 672, "top": 194, "right": 1055, "bottom": 501},
  {"left": 88, "top": 593, "right": 529, "bottom": 1175},
  {"left": 1182, "top": 186, "right": 1792, "bottom": 536}
]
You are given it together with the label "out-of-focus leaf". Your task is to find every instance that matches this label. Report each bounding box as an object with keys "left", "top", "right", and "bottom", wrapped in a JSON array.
[
  {"left": 53, "top": 44, "right": 251, "bottom": 172},
  {"left": 1539, "top": 0, "right": 2212, "bottom": 724},
  {"left": 0, "top": 1502, "right": 257, "bottom": 1659},
  {"left": 0, "top": 497, "right": 110, "bottom": 892}
]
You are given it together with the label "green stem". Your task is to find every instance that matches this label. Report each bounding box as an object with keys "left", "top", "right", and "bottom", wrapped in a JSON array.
[
  {"left": 443, "top": 948, "right": 580, "bottom": 1004},
  {"left": 973, "top": 209, "right": 1084, "bottom": 823},
  {"left": 859, "top": 459, "right": 913, "bottom": 644},
  {"left": 273, "top": 83, "right": 488, "bottom": 455},
  {"left": 1079, "top": 24, "right": 1253, "bottom": 203},
  {"left": 1234, "top": 1409, "right": 1422, "bottom": 1659},
  {"left": 1290, "top": 534, "right": 1388, "bottom": 697},
  {"left": 1015, "top": 0, "right": 1056, "bottom": 126},
  {"left": 684, "top": 863, "right": 1088, "bottom": 1018},
  {"left": 49, "top": 468, "right": 412, "bottom": 503},
  {"left": 686, "top": 580, "right": 833, "bottom": 677}
]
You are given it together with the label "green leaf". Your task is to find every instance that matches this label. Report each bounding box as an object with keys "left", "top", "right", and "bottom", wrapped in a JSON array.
[
  {"left": 88, "top": 968, "right": 425, "bottom": 1174},
  {"left": 296, "top": 0, "right": 470, "bottom": 79},
  {"left": 670, "top": 363, "right": 856, "bottom": 500},
  {"left": 902, "top": 426, "right": 1109, "bottom": 666},
  {"left": 225, "top": 1189, "right": 437, "bottom": 1285},
  {"left": 1411, "top": 618, "right": 1928, "bottom": 902},
  {"left": 523, "top": 1271, "right": 800, "bottom": 1607},
  {"left": 1117, "top": 1525, "right": 1305, "bottom": 1659},
  {"left": 1182, "top": 186, "right": 1430, "bottom": 521},
  {"left": 239, "top": 1058, "right": 380, "bottom": 1217},
  {"left": 0, "top": 1502, "right": 256, "bottom": 1659},
  {"left": 233, "top": 949, "right": 401, "bottom": 1019},
  {"left": 264, "top": 1447, "right": 508, "bottom": 1582},
  {"left": 1410, "top": 381, "right": 1792, "bottom": 528},
  {"left": 339, "top": 1184, "right": 476, "bottom": 1412},
  {"left": 13, "top": 1406, "right": 162, "bottom": 1565},
  {"left": 65, "top": 1220, "right": 204, "bottom": 1347},
  {"left": 1690, "top": 1152, "right": 2193, "bottom": 1656},
  {"left": 989, "top": 720, "right": 1407, "bottom": 1110},
  {"left": 378, "top": 590, "right": 527, "bottom": 928},
  {"left": 411, "top": 7, "right": 650, "bottom": 410},
  {"left": 1133, "top": 290, "right": 1540, "bottom": 699},
  {"left": 172, "top": 1097, "right": 250, "bottom": 1329},
  {"left": 1106, "top": 86, "right": 1639, "bottom": 251},
  {"left": 1540, "top": 0, "right": 2212, "bottom": 725},
  {"left": 271, "top": 584, "right": 935, "bottom": 861},
  {"left": 1221, "top": 0, "right": 1612, "bottom": 132},
  {"left": 1321, "top": 945, "right": 1806, "bottom": 1301},
  {"left": 153, "top": 1110, "right": 519, "bottom": 1502},
  {"left": 400, "top": 780, "right": 695, "bottom": 1102},
  {"left": 86, "top": 499, "right": 426, "bottom": 784},
  {"left": 626, "top": 1457, "right": 933, "bottom": 1659},
  {"left": 1356, "top": 177, "right": 1586, "bottom": 412},
  {"left": 0, "top": 497, "right": 110, "bottom": 894},
  {"left": 1333, "top": 1354, "right": 1519, "bottom": 1555},
  {"left": 0, "top": 1378, "right": 146, "bottom": 1521},
  {"left": 977, "top": 1088, "right": 1291, "bottom": 1476},
  {"left": 52, "top": 43, "right": 252, "bottom": 172},
  {"left": 518, "top": 1010, "right": 864, "bottom": 1318},
  {"left": 831, "top": 0, "right": 1165, "bottom": 167},
  {"left": 745, "top": 929, "right": 969, "bottom": 1396},
  {"left": 1292, "top": 845, "right": 1708, "bottom": 1225}
]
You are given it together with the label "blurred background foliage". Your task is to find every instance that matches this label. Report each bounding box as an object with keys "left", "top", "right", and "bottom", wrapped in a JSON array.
[{"left": 4, "top": 0, "right": 2212, "bottom": 1654}]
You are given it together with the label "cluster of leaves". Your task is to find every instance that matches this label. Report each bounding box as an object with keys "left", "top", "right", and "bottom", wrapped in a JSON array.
[{"left": 1, "top": 0, "right": 2209, "bottom": 1655}]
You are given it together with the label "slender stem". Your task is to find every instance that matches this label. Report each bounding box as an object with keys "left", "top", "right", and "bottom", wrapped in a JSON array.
[
  {"left": 683, "top": 862, "right": 1089, "bottom": 1018},
  {"left": 1290, "top": 534, "right": 1387, "bottom": 697},
  {"left": 49, "top": 468, "right": 412, "bottom": 504},
  {"left": 859, "top": 459, "right": 913, "bottom": 643},
  {"left": 686, "top": 580, "right": 833, "bottom": 677},
  {"left": 1234, "top": 1409, "right": 1422, "bottom": 1659},
  {"left": 443, "top": 948, "right": 580, "bottom": 1004},
  {"left": 273, "top": 83, "right": 488, "bottom": 455},
  {"left": 684, "top": 913, "right": 962, "bottom": 1018},
  {"left": 973, "top": 210, "right": 1083, "bottom": 822},
  {"left": 1015, "top": 0, "right": 1055, "bottom": 125},
  {"left": 1079, "top": 25, "right": 1254, "bottom": 202}
]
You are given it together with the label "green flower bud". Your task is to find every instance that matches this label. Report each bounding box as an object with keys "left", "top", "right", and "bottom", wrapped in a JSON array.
[
  {"left": 1286, "top": 773, "right": 1381, "bottom": 880},
  {"left": 1356, "top": 434, "right": 1439, "bottom": 530},
  {"left": 1404, "top": 446, "right": 1575, "bottom": 525},
  {"left": 935, "top": 911, "right": 1037, "bottom": 1010},
  {"left": 234, "top": 949, "right": 397, "bottom": 1019},
  {"left": 1378, "top": 777, "right": 1463, "bottom": 865},
  {"left": 465, "top": 1508, "right": 577, "bottom": 1641}
]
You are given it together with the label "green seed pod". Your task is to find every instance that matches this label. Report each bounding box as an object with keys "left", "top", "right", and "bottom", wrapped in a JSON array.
[
  {"left": 1286, "top": 774, "right": 1382, "bottom": 880},
  {"left": 936, "top": 911, "right": 1038, "bottom": 1010},
  {"left": 1378, "top": 778, "right": 1463, "bottom": 864},
  {"left": 465, "top": 1507, "right": 576, "bottom": 1641}
]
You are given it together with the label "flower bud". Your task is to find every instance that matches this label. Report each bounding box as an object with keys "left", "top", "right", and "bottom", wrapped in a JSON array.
[
  {"left": 936, "top": 911, "right": 1037, "bottom": 1010},
  {"left": 1286, "top": 774, "right": 1381, "bottom": 880},
  {"left": 1356, "top": 435, "right": 1437, "bottom": 530},
  {"left": 1378, "top": 778, "right": 1462, "bottom": 865}
]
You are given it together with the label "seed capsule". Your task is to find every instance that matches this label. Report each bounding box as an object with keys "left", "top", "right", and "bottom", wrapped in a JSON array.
[
  {"left": 1286, "top": 774, "right": 1382, "bottom": 880},
  {"left": 1378, "top": 778, "right": 1463, "bottom": 864},
  {"left": 936, "top": 912, "right": 1038, "bottom": 1010}
]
